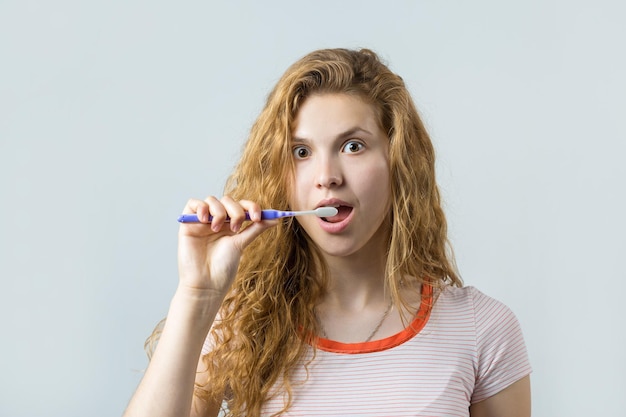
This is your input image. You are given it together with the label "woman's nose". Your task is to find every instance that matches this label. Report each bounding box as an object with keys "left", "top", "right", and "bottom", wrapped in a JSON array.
[{"left": 315, "top": 157, "right": 343, "bottom": 189}]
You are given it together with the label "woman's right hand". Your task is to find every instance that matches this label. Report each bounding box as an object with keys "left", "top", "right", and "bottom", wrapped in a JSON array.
[{"left": 176, "top": 196, "right": 277, "bottom": 297}]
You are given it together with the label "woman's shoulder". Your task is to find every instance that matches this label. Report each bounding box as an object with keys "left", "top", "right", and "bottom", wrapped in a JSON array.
[
  {"left": 436, "top": 284, "right": 489, "bottom": 304},
  {"left": 434, "top": 285, "right": 532, "bottom": 403},
  {"left": 435, "top": 284, "right": 518, "bottom": 323}
]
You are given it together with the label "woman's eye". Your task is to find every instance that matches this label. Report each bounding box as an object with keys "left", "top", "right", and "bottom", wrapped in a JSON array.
[
  {"left": 293, "top": 146, "right": 310, "bottom": 159},
  {"left": 342, "top": 141, "right": 364, "bottom": 153}
]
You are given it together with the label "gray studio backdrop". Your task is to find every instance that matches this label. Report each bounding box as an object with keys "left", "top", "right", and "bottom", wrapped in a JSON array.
[{"left": 1, "top": 1, "right": 625, "bottom": 416}]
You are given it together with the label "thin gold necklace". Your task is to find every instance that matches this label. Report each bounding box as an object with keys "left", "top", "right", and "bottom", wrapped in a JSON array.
[{"left": 318, "top": 300, "right": 394, "bottom": 342}]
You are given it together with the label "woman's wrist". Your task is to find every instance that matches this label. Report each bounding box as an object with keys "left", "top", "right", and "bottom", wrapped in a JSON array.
[{"left": 167, "top": 286, "right": 225, "bottom": 331}]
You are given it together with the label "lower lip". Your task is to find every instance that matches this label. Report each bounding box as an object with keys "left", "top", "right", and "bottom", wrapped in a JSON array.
[{"left": 317, "top": 209, "right": 354, "bottom": 233}]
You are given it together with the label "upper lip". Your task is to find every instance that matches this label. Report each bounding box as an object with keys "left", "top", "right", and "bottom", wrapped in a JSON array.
[{"left": 315, "top": 198, "right": 352, "bottom": 209}]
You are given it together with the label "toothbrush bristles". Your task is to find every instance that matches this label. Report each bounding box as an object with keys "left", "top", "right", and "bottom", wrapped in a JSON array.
[{"left": 314, "top": 207, "right": 338, "bottom": 217}]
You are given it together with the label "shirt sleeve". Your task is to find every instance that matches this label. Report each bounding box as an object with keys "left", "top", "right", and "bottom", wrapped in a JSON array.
[{"left": 470, "top": 287, "right": 532, "bottom": 403}]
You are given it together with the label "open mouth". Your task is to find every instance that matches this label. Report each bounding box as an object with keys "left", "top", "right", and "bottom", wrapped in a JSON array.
[{"left": 322, "top": 205, "right": 353, "bottom": 223}]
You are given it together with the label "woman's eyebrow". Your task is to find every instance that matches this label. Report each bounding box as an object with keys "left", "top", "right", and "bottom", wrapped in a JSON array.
[
  {"left": 336, "top": 127, "right": 373, "bottom": 139},
  {"left": 292, "top": 127, "right": 373, "bottom": 142}
]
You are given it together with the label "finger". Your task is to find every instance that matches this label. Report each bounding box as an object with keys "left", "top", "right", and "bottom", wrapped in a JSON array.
[
  {"left": 232, "top": 218, "right": 279, "bottom": 251},
  {"left": 204, "top": 195, "right": 228, "bottom": 232},
  {"left": 182, "top": 198, "right": 210, "bottom": 222},
  {"left": 220, "top": 195, "right": 247, "bottom": 233},
  {"left": 238, "top": 199, "right": 263, "bottom": 222}
]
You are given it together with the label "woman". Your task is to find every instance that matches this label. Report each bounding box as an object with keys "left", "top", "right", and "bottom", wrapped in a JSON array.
[{"left": 124, "top": 48, "right": 531, "bottom": 417}]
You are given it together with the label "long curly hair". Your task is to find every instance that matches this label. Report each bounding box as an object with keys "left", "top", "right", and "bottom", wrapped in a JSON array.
[{"left": 149, "top": 48, "right": 461, "bottom": 416}]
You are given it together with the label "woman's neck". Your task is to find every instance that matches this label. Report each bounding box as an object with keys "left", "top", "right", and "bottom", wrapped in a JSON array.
[{"left": 321, "top": 251, "right": 388, "bottom": 311}]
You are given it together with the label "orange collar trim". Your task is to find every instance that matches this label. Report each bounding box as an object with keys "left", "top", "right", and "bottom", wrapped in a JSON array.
[{"left": 314, "top": 283, "right": 433, "bottom": 354}]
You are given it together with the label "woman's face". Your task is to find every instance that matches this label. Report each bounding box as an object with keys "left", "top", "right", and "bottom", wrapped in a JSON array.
[{"left": 289, "top": 93, "right": 391, "bottom": 260}]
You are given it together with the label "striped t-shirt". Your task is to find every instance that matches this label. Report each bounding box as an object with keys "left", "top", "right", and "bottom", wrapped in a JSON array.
[{"left": 260, "top": 285, "right": 531, "bottom": 416}]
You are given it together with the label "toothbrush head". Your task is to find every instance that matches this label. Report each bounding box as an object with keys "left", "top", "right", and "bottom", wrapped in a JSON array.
[{"left": 314, "top": 207, "right": 338, "bottom": 217}]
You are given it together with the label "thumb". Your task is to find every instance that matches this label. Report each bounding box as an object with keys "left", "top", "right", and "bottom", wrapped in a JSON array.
[{"left": 232, "top": 220, "right": 278, "bottom": 251}]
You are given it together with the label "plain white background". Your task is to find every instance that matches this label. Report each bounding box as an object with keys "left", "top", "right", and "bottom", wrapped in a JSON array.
[{"left": 1, "top": 1, "right": 624, "bottom": 416}]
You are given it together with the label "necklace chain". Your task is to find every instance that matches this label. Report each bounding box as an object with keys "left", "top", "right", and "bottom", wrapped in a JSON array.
[{"left": 318, "top": 300, "right": 394, "bottom": 343}]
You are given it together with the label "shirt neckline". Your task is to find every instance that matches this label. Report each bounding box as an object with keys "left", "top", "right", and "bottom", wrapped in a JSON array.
[{"left": 314, "top": 283, "right": 433, "bottom": 354}]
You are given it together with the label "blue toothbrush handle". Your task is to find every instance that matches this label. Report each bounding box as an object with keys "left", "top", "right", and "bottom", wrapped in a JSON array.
[
  {"left": 177, "top": 209, "right": 291, "bottom": 223},
  {"left": 261, "top": 210, "right": 293, "bottom": 219}
]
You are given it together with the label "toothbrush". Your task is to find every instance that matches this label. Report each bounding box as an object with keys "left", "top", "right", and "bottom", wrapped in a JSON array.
[{"left": 177, "top": 207, "right": 339, "bottom": 223}]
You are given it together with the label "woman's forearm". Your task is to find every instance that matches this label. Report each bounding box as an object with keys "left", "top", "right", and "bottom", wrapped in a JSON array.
[{"left": 123, "top": 288, "right": 222, "bottom": 417}]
